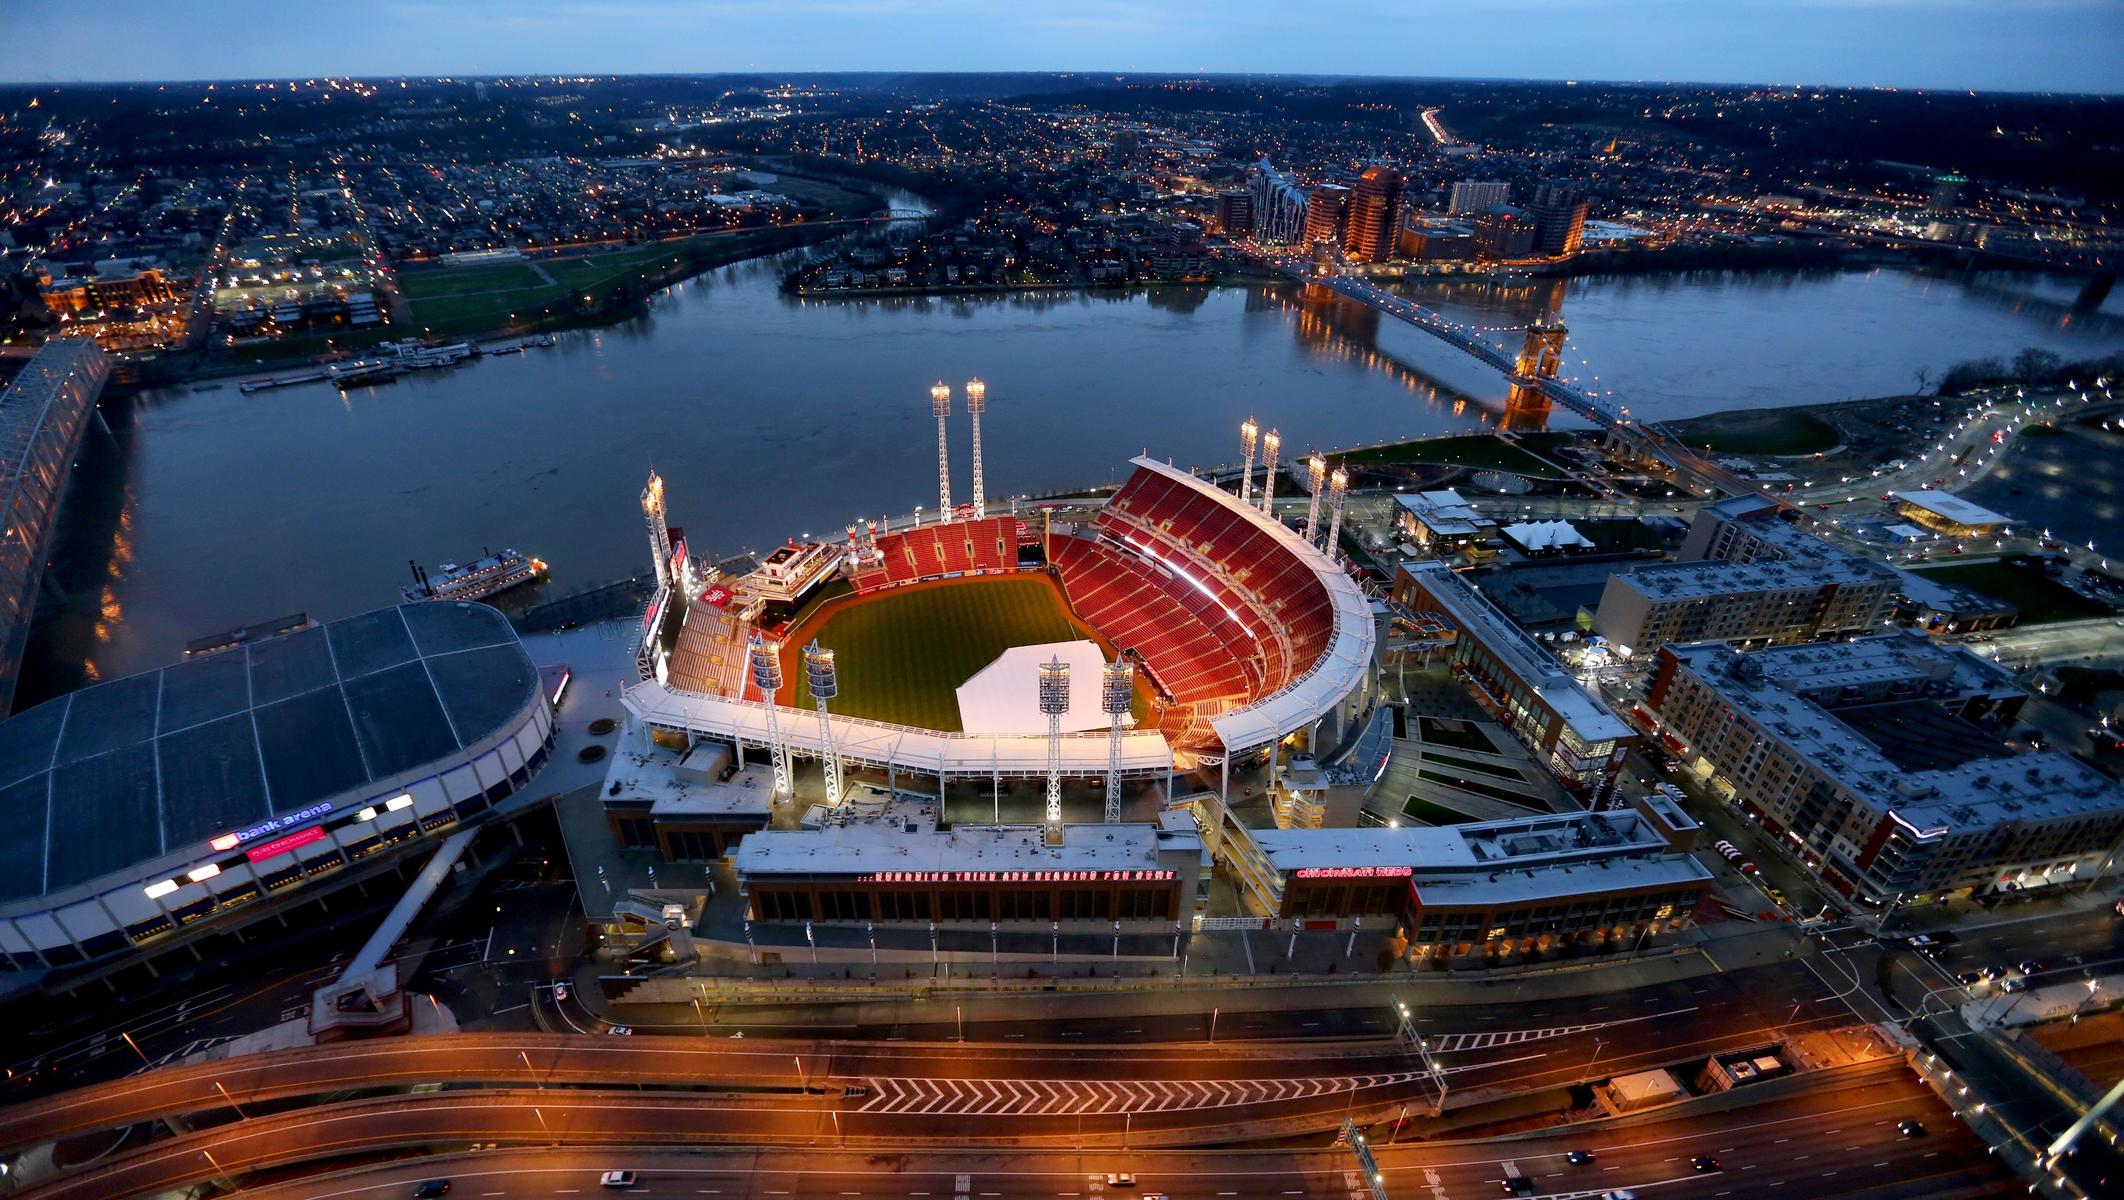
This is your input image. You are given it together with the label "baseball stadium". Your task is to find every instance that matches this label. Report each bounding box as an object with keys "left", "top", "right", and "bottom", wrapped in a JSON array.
[{"left": 624, "top": 451, "right": 1376, "bottom": 804}]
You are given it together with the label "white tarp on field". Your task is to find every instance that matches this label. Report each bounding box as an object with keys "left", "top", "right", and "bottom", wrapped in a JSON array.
[{"left": 956, "top": 640, "right": 1122, "bottom": 735}]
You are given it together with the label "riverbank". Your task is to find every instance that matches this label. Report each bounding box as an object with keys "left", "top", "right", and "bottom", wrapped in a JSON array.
[
  {"left": 788, "top": 273, "right": 1241, "bottom": 300},
  {"left": 1661, "top": 391, "right": 1972, "bottom": 463},
  {"left": 121, "top": 220, "right": 871, "bottom": 392}
]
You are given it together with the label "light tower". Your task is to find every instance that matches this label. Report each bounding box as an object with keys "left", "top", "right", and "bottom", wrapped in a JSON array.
[
  {"left": 1303, "top": 454, "right": 1327, "bottom": 545},
  {"left": 1038, "top": 656, "right": 1071, "bottom": 826},
  {"left": 1239, "top": 417, "right": 1260, "bottom": 505},
  {"left": 1325, "top": 465, "right": 1349, "bottom": 557},
  {"left": 1101, "top": 657, "right": 1133, "bottom": 823},
  {"left": 930, "top": 381, "right": 953, "bottom": 515},
  {"left": 1259, "top": 429, "right": 1281, "bottom": 517},
  {"left": 805, "top": 641, "right": 843, "bottom": 806},
  {"left": 965, "top": 378, "right": 987, "bottom": 518},
  {"left": 642, "top": 469, "right": 673, "bottom": 590},
  {"left": 747, "top": 634, "right": 791, "bottom": 799}
]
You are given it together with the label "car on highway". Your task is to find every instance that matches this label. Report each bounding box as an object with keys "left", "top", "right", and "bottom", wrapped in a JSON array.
[
  {"left": 1500, "top": 1178, "right": 1536, "bottom": 1196},
  {"left": 2002, "top": 976, "right": 2026, "bottom": 993},
  {"left": 1981, "top": 965, "right": 2006, "bottom": 981},
  {"left": 2019, "top": 960, "right": 2044, "bottom": 976},
  {"left": 599, "top": 1172, "right": 637, "bottom": 1189},
  {"left": 1692, "top": 1156, "right": 1721, "bottom": 1173},
  {"left": 1899, "top": 1120, "right": 1925, "bottom": 1137},
  {"left": 607, "top": 1025, "right": 634, "bottom": 1035},
  {"left": 1600, "top": 1192, "right": 1638, "bottom": 1200},
  {"left": 1957, "top": 970, "right": 1984, "bottom": 987},
  {"left": 553, "top": 982, "right": 570, "bottom": 1002},
  {"left": 1566, "top": 1149, "right": 1597, "bottom": 1164},
  {"left": 1105, "top": 1175, "right": 1135, "bottom": 1187},
  {"left": 413, "top": 1184, "right": 451, "bottom": 1199}
]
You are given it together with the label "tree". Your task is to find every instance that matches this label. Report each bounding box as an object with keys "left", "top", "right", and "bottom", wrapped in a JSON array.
[
  {"left": 2012, "top": 346, "right": 2063, "bottom": 384},
  {"left": 1912, "top": 365, "right": 1933, "bottom": 395},
  {"left": 1939, "top": 357, "right": 2007, "bottom": 396}
]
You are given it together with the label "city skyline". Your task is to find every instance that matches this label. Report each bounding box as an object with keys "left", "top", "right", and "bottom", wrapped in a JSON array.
[{"left": 1, "top": 0, "right": 2121, "bottom": 93}]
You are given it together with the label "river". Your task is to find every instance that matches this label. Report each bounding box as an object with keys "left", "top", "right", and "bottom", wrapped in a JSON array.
[{"left": 20, "top": 193, "right": 2124, "bottom": 700}]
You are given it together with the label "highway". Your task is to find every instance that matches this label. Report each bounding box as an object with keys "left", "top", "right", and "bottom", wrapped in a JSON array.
[
  {"left": 0, "top": 957, "right": 1865, "bottom": 1151},
  {"left": 168, "top": 1072, "right": 2014, "bottom": 1200}
]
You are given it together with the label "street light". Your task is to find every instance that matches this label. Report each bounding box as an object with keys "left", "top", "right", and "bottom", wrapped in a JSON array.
[{"left": 1580, "top": 1037, "right": 1607, "bottom": 1085}]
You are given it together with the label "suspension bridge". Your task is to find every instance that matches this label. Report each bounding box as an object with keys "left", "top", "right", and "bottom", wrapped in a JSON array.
[{"left": 1250, "top": 246, "right": 1760, "bottom": 496}]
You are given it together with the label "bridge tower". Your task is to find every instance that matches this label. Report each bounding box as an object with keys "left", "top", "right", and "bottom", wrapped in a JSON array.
[{"left": 1504, "top": 322, "right": 1567, "bottom": 432}]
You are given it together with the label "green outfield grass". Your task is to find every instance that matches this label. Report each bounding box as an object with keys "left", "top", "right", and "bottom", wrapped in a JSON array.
[{"left": 795, "top": 576, "right": 1111, "bottom": 732}]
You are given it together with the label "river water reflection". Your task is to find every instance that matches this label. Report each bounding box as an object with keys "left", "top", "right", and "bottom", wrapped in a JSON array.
[{"left": 22, "top": 225, "right": 2123, "bottom": 698}]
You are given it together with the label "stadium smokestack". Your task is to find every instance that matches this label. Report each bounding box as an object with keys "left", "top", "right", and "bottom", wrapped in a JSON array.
[
  {"left": 930, "top": 382, "right": 953, "bottom": 516},
  {"left": 966, "top": 378, "right": 987, "bottom": 518},
  {"left": 1326, "top": 464, "right": 1349, "bottom": 557},
  {"left": 1102, "top": 657, "right": 1133, "bottom": 823},
  {"left": 1259, "top": 429, "right": 1281, "bottom": 517},
  {"left": 1038, "top": 656, "right": 1071, "bottom": 827},
  {"left": 1239, "top": 417, "right": 1260, "bottom": 504},
  {"left": 642, "top": 469, "right": 673, "bottom": 591},
  {"left": 1303, "top": 454, "right": 1326, "bottom": 545}
]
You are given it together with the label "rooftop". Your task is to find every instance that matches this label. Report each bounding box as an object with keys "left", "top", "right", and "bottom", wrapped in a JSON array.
[
  {"left": 0, "top": 602, "right": 538, "bottom": 902},
  {"left": 1618, "top": 554, "right": 1892, "bottom": 600},
  {"left": 598, "top": 736, "right": 777, "bottom": 820},
  {"left": 1412, "top": 854, "right": 1711, "bottom": 909},
  {"left": 734, "top": 804, "right": 1197, "bottom": 878},
  {"left": 1895, "top": 490, "right": 2012, "bottom": 528},
  {"left": 1665, "top": 636, "right": 2121, "bottom": 831},
  {"left": 1394, "top": 489, "right": 1492, "bottom": 536},
  {"left": 1254, "top": 809, "right": 1673, "bottom": 874},
  {"left": 1400, "top": 561, "right": 1634, "bottom": 744}
]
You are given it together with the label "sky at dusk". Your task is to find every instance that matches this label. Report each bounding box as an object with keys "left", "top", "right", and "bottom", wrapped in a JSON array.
[{"left": 0, "top": 0, "right": 2119, "bottom": 93}]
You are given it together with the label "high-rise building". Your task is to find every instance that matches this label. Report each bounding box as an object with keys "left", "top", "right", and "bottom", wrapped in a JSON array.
[
  {"left": 1302, "top": 184, "right": 1350, "bottom": 248},
  {"left": 1246, "top": 160, "right": 1309, "bottom": 245},
  {"left": 1447, "top": 179, "right": 1511, "bottom": 215},
  {"left": 1472, "top": 205, "right": 1536, "bottom": 260},
  {"left": 1215, "top": 189, "right": 1254, "bottom": 237},
  {"left": 1529, "top": 183, "right": 1589, "bottom": 257},
  {"left": 1343, "top": 165, "right": 1404, "bottom": 262}
]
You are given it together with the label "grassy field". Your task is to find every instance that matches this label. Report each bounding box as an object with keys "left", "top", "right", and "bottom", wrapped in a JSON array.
[
  {"left": 1666, "top": 408, "right": 1842, "bottom": 456},
  {"left": 396, "top": 226, "right": 832, "bottom": 335},
  {"left": 792, "top": 576, "right": 1119, "bottom": 732},
  {"left": 1340, "top": 434, "right": 1568, "bottom": 478},
  {"left": 1911, "top": 560, "right": 2115, "bottom": 625}
]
